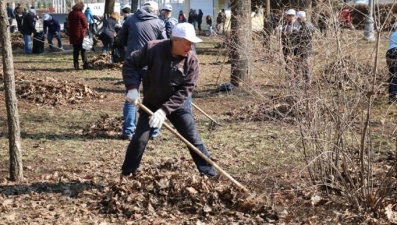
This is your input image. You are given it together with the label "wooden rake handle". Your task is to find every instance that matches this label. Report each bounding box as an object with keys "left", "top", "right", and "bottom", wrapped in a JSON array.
[{"left": 137, "top": 102, "right": 248, "bottom": 192}]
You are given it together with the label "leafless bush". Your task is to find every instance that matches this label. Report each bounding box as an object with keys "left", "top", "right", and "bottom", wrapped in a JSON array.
[{"left": 219, "top": 0, "right": 397, "bottom": 222}]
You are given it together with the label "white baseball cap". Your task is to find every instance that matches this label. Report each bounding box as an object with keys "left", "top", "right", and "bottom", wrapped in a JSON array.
[
  {"left": 162, "top": 4, "right": 172, "bottom": 11},
  {"left": 142, "top": 1, "right": 158, "bottom": 11},
  {"left": 172, "top": 23, "right": 202, "bottom": 43},
  {"left": 296, "top": 11, "right": 306, "bottom": 18},
  {"left": 122, "top": 4, "right": 131, "bottom": 10},
  {"left": 29, "top": 9, "right": 36, "bottom": 15},
  {"left": 43, "top": 14, "right": 51, "bottom": 21},
  {"left": 285, "top": 9, "right": 296, "bottom": 16}
]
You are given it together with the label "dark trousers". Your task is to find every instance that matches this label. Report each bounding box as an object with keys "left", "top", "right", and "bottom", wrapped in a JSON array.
[
  {"left": 386, "top": 47, "right": 397, "bottom": 98},
  {"left": 16, "top": 17, "right": 22, "bottom": 32},
  {"left": 198, "top": 21, "right": 202, "bottom": 31},
  {"left": 72, "top": 44, "right": 87, "bottom": 69},
  {"left": 121, "top": 100, "right": 216, "bottom": 177}
]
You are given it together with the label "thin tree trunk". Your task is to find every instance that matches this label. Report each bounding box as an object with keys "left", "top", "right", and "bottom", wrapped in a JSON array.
[
  {"left": 104, "top": 0, "right": 116, "bottom": 18},
  {"left": 229, "top": 0, "right": 252, "bottom": 87},
  {"left": 0, "top": 1, "right": 23, "bottom": 181},
  {"left": 131, "top": 0, "right": 139, "bottom": 13}
]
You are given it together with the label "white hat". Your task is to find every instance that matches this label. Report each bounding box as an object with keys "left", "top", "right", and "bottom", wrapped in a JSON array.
[
  {"left": 43, "top": 14, "right": 51, "bottom": 21},
  {"left": 122, "top": 4, "right": 131, "bottom": 10},
  {"left": 285, "top": 9, "right": 296, "bottom": 16},
  {"left": 142, "top": 1, "right": 159, "bottom": 11},
  {"left": 29, "top": 8, "right": 36, "bottom": 15},
  {"left": 296, "top": 11, "right": 306, "bottom": 18},
  {"left": 172, "top": 23, "right": 202, "bottom": 43},
  {"left": 162, "top": 4, "right": 172, "bottom": 11}
]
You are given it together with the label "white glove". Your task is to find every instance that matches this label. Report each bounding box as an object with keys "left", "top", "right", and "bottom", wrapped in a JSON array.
[
  {"left": 149, "top": 109, "right": 166, "bottom": 129},
  {"left": 126, "top": 89, "right": 139, "bottom": 105}
]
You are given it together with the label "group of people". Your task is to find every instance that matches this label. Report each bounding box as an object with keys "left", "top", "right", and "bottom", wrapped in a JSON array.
[{"left": 278, "top": 9, "right": 316, "bottom": 86}]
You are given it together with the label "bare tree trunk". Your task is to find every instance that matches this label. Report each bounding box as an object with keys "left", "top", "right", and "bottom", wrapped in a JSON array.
[
  {"left": 131, "top": 0, "right": 139, "bottom": 13},
  {"left": 104, "top": 0, "right": 116, "bottom": 18},
  {"left": 0, "top": 1, "right": 23, "bottom": 181},
  {"left": 229, "top": 0, "right": 252, "bottom": 87}
]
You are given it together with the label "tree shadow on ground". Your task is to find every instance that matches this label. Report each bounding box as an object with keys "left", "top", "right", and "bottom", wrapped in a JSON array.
[
  {"left": 0, "top": 132, "right": 122, "bottom": 141},
  {"left": 17, "top": 68, "right": 76, "bottom": 72},
  {"left": 0, "top": 181, "right": 104, "bottom": 197}
]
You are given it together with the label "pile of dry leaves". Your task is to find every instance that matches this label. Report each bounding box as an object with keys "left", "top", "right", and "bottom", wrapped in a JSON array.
[
  {"left": 88, "top": 53, "right": 123, "bottom": 70},
  {"left": 11, "top": 34, "right": 24, "bottom": 49},
  {"left": 80, "top": 114, "right": 123, "bottom": 138},
  {"left": 100, "top": 158, "right": 276, "bottom": 224},
  {"left": 226, "top": 96, "right": 300, "bottom": 123},
  {"left": 16, "top": 77, "right": 106, "bottom": 106}
]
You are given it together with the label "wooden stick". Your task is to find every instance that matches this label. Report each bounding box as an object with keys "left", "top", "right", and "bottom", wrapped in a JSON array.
[
  {"left": 192, "top": 102, "right": 221, "bottom": 126},
  {"left": 138, "top": 102, "right": 248, "bottom": 192}
]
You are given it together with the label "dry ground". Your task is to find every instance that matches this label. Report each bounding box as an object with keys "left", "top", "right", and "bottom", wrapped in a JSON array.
[{"left": 0, "top": 29, "right": 397, "bottom": 224}]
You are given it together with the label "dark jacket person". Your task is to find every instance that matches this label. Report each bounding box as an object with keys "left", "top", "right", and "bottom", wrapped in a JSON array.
[{"left": 121, "top": 23, "right": 216, "bottom": 179}]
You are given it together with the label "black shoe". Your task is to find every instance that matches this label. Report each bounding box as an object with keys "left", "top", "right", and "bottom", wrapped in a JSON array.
[
  {"left": 74, "top": 62, "right": 79, "bottom": 70},
  {"left": 119, "top": 172, "right": 137, "bottom": 183},
  {"left": 83, "top": 63, "right": 89, "bottom": 70},
  {"left": 120, "top": 134, "right": 132, "bottom": 141}
]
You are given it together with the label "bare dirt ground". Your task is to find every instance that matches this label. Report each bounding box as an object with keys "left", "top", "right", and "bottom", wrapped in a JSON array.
[{"left": 1, "top": 29, "right": 397, "bottom": 224}]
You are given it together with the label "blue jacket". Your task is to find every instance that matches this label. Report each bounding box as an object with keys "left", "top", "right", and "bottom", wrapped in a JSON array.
[
  {"left": 6, "top": 6, "right": 14, "bottom": 18},
  {"left": 84, "top": 8, "right": 95, "bottom": 24},
  {"left": 43, "top": 16, "right": 61, "bottom": 34},
  {"left": 117, "top": 8, "right": 166, "bottom": 57},
  {"left": 390, "top": 31, "right": 397, "bottom": 50}
]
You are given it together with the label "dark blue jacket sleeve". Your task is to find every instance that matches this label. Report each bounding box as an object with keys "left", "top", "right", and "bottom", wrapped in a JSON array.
[
  {"left": 43, "top": 21, "right": 48, "bottom": 34},
  {"left": 122, "top": 43, "right": 149, "bottom": 90}
]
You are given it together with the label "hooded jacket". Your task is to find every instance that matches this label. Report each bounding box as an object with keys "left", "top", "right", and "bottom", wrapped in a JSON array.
[
  {"left": 43, "top": 16, "right": 61, "bottom": 34},
  {"left": 117, "top": 8, "right": 166, "bottom": 57},
  {"left": 84, "top": 8, "right": 95, "bottom": 24}
]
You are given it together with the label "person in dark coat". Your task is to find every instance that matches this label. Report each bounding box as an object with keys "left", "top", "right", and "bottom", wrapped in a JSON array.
[
  {"left": 120, "top": 23, "right": 216, "bottom": 180},
  {"left": 6, "top": 3, "right": 14, "bottom": 26},
  {"left": 20, "top": 9, "right": 36, "bottom": 54},
  {"left": 14, "top": 3, "right": 23, "bottom": 31},
  {"left": 98, "top": 12, "right": 120, "bottom": 53},
  {"left": 178, "top": 10, "right": 186, "bottom": 23},
  {"left": 117, "top": 0, "right": 166, "bottom": 140},
  {"left": 68, "top": 2, "right": 88, "bottom": 70},
  {"left": 197, "top": 9, "right": 203, "bottom": 31},
  {"left": 43, "top": 14, "right": 63, "bottom": 51}
]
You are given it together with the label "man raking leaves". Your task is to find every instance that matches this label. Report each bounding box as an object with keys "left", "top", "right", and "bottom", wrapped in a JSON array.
[{"left": 120, "top": 23, "right": 247, "bottom": 191}]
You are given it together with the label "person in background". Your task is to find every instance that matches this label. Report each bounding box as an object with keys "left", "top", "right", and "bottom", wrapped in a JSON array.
[
  {"left": 197, "top": 9, "right": 203, "bottom": 32},
  {"left": 191, "top": 9, "right": 198, "bottom": 29},
  {"left": 161, "top": 4, "right": 178, "bottom": 38},
  {"left": 20, "top": 9, "right": 36, "bottom": 54},
  {"left": 386, "top": 24, "right": 397, "bottom": 104},
  {"left": 318, "top": 11, "right": 328, "bottom": 37},
  {"left": 178, "top": 10, "right": 186, "bottom": 23},
  {"left": 43, "top": 14, "right": 63, "bottom": 52},
  {"left": 277, "top": 9, "right": 300, "bottom": 77},
  {"left": 63, "top": 16, "right": 68, "bottom": 35},
  {"left": 216, "top": 12, "right": 222, "bottom": 34},
  {"left": 98, "top": 12, "right": 121, "bottom": 54},
  {"left": 339, "top": 6, "right": 354, "bottom": 30},
  {"left": 14, "top": 3, "right": 23, "bottom": 31},
  {"left": 294, "top": 11, "right": 316, "bottom": 86},
  {"left": 120, "top": 23, "right": 216, "bottom": 180},
  {"left": 221, "top": 9, "right": 226, "bottom": 34},
  {"left": 84, "top": 7, "right": 96, "bottom": 38},
  {"left": 206, "top": 15, "right": 213, "bottom": 36},
  {"left": 121, "top": 4, "right": 132, "bottom": 25},
  {"left": 6, "top": 3, "right": 14, "bottom": 26},
  {"left": 68, "top": 2, "right": 88, "bottom": 70},
  {"left": 117, "top": 0, "right": 166, "bottom": 140}
]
